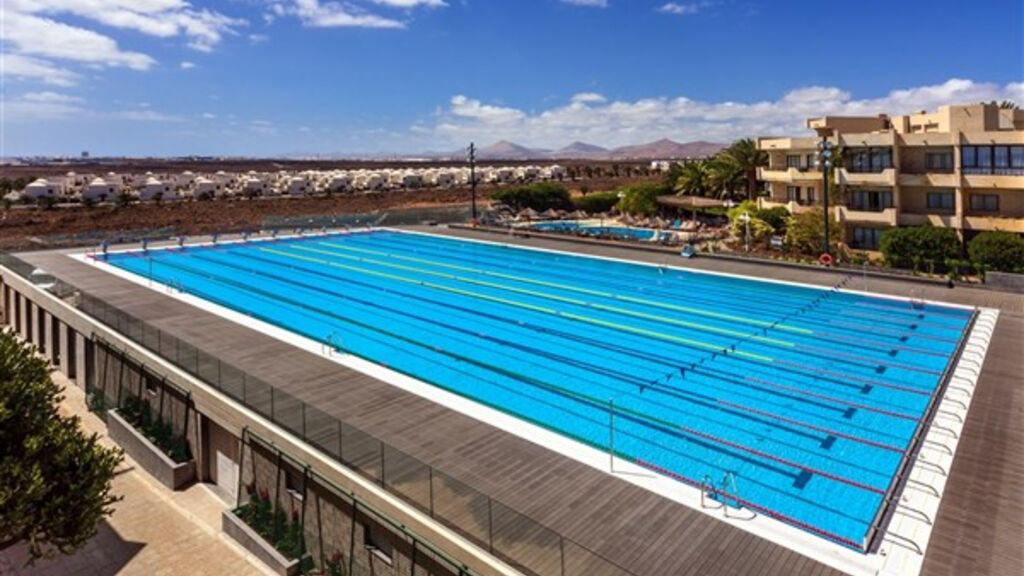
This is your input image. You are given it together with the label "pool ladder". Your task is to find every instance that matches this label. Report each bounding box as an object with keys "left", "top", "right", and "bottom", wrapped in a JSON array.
[{"left": 700, "top": 472, "right": 740, "bottom": 517}]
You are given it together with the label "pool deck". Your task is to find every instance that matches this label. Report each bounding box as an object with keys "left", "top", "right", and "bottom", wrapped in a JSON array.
[{"left": 17, "top": 227, "right": 1023, "bottom": 576}]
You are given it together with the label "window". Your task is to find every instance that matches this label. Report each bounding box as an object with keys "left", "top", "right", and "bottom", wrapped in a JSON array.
[
  {"left": 802, "top": 187, "right": 815, "bottom": 205},
  {"left": 962, "top": 146, "right": 977, "bottom": 168},
  {"left": 925, "top": 151, "right": 953, "bottom": 171},
  {"left": 846, "top": 148, "right": 893, "bottom": 173},
  {"left": 970, "top": 194, "right": 999, "bottom": 212},
  {"left": 851, "top": 227, "right": 884, "bottom": 250},
  {"left": 850, "top": 190, "right": 893, "bottom": 211},
  {"left": 927, "top": 191, "right": 955, "bottom": 212},
  {"left": 786, "top": 155, "right": 801, "bottom": 168},
  {"left": 806, "top": 154, "right": 816, "bottom": 170},
  {"left": 363, "top": 523, "right": 394, "bottom": 565},
  {"left": 1012, "top": 146, "right": 1024, "bottom": 169},
  {"left": 786, "top": 186, "right": 799, "bottom": 202}
]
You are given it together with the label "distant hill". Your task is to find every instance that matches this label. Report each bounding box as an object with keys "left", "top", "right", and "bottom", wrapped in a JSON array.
[
  {"left": 422, "top": 138, "right": 726, "bottom": 161},
  {"left": 607, "top": 139, "right": 726, "bottom": 160},
  {"left": 551, "top": 141, "right": 609, "bottom": 159}
]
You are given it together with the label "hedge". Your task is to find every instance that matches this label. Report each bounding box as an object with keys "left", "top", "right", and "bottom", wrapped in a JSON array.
[
  {"left": 490, "top": 183, "right": 572, "bottom": 212},
  {"left": 968, "top": 230, "right": 1024, "bottom": 273},
  {"left": 571, "top": 191, "right": 620, "bottom": 214},
  {"left": 879, "top": 226, "right": 961, "bottom": 272}
]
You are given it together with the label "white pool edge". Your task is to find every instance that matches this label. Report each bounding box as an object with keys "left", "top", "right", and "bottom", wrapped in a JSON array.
[{"left": 70, "top": 230, "right": 996, "bottom": 576}]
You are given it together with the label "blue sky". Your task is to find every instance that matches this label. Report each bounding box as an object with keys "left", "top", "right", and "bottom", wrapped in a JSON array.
[{"left": 2, "top": 0, "right": 1022, "bottom": 156}]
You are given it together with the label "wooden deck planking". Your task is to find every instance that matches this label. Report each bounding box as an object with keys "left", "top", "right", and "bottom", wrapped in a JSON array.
[{"left": 17, "top": 237, "right": 1023, "bottom": 576}]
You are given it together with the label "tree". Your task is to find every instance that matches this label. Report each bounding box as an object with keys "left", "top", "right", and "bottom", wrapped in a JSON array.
[
  {"left": 672, "top": 161, "right": 709, "bottom": 197},
  {"left": 879, "top": 226, "right": 961, "bottom": 272},
  {"left": 718, "top": 138, "right": 768, "bottom": 200},
  {"left": 705, "top": 157, "right": 745, "bottom": 199},
  {"left": 968, "top": 231, "right": 1024, "bottom": 273},
  {"left": 0, "top": 329, "right": 122, "bottom": 564},
  {"left": 785, "top": 208, "right": 840, "bottom": 255},
  {"left": 616, "top": 181, "right": 670, "bottom": 216}
]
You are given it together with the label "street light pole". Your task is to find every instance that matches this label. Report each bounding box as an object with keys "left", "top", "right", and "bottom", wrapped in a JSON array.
[
  {"left": 468, "top": 142, "right": 478, "bottom": 223},
  {"left": 816, "top": 135, "right": 834, "bottom": 257}
]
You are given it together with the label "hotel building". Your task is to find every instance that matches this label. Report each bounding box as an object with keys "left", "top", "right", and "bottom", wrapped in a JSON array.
[{"left": 757, "top": 102, "right": 1024, "bottom": 250}]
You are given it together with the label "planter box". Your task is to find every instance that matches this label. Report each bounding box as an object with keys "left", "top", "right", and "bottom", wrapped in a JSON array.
[
  {"left": 222, "top": 508, "right": 308, "bottom": 576},
  {"left": 107, "top": 409, "right": 196, "bottom": 490}
]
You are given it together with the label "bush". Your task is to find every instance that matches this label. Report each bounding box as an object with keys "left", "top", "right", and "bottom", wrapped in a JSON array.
[
  {"left": 784, "top": 209, "right": 840, "bottom": 255},
  {"left": 968, "top": 231, "right": 1024, "bottom": 273},
  {"left": 879, "top": 226, "right": 961, "bottom": 273},
  {"left": 490, "top": 183, "right": 571, "bottom": 212},
  {"left": 754, "top": 206, "right": 791, "bottom": 232},
  {"left": 726, "top": 200, "right": 758, "bottom": 222},
  {"left": 731, "top": 216, "right": 774, "bottom": 247},
  {"left": 571, "top": 191, "right": 619, "bottom": 214},
  {"left": 616, "top": 181, "right": 670, "bottom": 216}
]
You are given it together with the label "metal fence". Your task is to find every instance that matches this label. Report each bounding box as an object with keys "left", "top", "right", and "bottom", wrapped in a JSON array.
[
  {"left": 0, "top": 252, "right": 632, "bottom": 576},
  {"left": 263, "top": 205, "right": 474, "bottom": 231}
]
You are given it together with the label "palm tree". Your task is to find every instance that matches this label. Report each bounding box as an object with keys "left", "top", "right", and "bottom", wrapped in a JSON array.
[
  {"left": 673, "top": 161, "right": 709, "bottom": 197},
  {"left": 719, "top": 138, "right": 768, "bottom": 200},
  {"left": 706, "top": 157, "right": 745, "bottom": 199}
]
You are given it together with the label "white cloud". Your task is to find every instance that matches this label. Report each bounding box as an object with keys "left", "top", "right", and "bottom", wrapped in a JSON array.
[
  {"left": 657, "top": 2, "right": 703, "bottom": 15},
  {"left": 0, "top": 53, "right": 80, "bottom": 86},
  {"left": 180, "top": 60, "right": 195, "bottom": 69},
  {"left": 275, "top": 0, "right": 406, "bottom": 28},
  {"left": 4, "top": 91, "right": 85, "bottom": 120},
  {"left": 202, "top": 112, "right": 217, "bottom": 119},
  {"left": 571, "top": 92, "right": 607, "bottom": 104},
  {"left": 368, "top": 0, "right": 447, "bottom": 7},
  {"left": 7, "top": 0, "right": 245, "bottom": 52},
  {"left": 249, "top": 33, "right": 269, "bottom": 44},
  {"left": 1, "top": 12, "right": 156, "bottom": 69},
  {"left": 421, "top": 79, "right": 1023, "bottom": 149},
  {"left": 561, "top": 0, "right": 608, "bottom": 7}
]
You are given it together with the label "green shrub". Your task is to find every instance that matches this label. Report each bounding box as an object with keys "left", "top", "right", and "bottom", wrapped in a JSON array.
[
  {"left": 490, "top": 183, "right": 572, "bottom": 212},
  {"left": 571, "top": 191, "right": 620, "bottom": 214},
  {"left": 879, "top": 226, "right": 961, "bottom": 272},
  {"left": 784, "top": 208, "right": 840, "bottom": 255},
  {"left": 616, "top": 181, "right": 670, "bottom": 216},
  {"left": 968, "top": 231, "right": 1024, "bottom": 273},
  {"left": 731, "top": 216, "right": 774, "bottom": 246},
  {"left": 726, "top": 200, "right": 758, "bottom": 222},
  {"left": 753, "top": 206, "right": 791, "bottom": 232}
]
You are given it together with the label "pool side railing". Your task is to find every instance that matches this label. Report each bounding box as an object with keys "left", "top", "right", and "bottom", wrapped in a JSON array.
[
  {"left": 859, "top": 307, "right": 979, "bottom": 554},
  {"left": 0, "top": 251, "right": 633, "bottom": 576}
]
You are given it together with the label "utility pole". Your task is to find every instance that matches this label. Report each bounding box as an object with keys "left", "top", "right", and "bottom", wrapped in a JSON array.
[
  {"left": 468, "top": 142, "right": 478, "bottom": 223},
  {"left": 815, "top": 128, "right": 835, "bottom": 257}
]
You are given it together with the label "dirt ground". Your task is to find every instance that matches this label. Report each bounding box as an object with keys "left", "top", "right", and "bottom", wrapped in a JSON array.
[{"left": 0, "top": 176, "right": 653, "bottom": 251}]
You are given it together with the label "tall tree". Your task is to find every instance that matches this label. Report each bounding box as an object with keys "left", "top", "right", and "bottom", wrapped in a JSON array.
[
  {"left": 705, "top": 157, "right": 745, "bottom": 199},
  {"left": 0, "top": 329, "right": 122, "bottom": 564},
  {"left": 673, "top": 161, "right": 709, "bottom": 197},
  {"left": 719, "top": 138, "right": 768, "bottom": 200}
]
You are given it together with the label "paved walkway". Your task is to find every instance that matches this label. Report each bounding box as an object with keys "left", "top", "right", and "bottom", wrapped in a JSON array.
[{"left": 0, "top": 373, "right": 274, "bottom": 576}]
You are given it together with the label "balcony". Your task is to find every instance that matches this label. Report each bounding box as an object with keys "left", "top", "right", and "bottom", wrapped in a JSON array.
[
  {"left": 962, "top": 171, "right": 1024, "bottom": 189},
  {"left": 756, "top": 198, "right": 818, "bottom": 214},
  {"left": 963, "top": 215, "right": 1024, "bottom": 233},
  {"left": 898, "top": 212, "right": 959, "bottom": 228},
  {"left": 838, "top": 168, "right": 896, "bottom": 186},
  {"left": 838, "top": 206, "right": 898, "bottom": 226},
  {"left": 757, "top": 167, "right": 822, "bottom": 184},
  {"left": 898, "top": 172, "right": 960, "bottom": 188}
]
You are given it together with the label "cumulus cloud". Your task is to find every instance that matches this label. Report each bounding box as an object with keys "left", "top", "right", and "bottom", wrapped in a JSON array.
[
  {"left": 1, "top": 53, "right": 80, "bottom": 86},
  {"left": 368, "top": 0, "right": 447, "bottom": 7},
  {"left": 1, "top": 12, "right": 156, "bottom": 70},
  {"left": 268, "top": 0, "right": 428, "bottom": 29},
  {"left": 421, "top": 79, "right": 1024, "bottom": 149},
  {"left": 561, "top": 0, "right": 608, "bottom": 7}
]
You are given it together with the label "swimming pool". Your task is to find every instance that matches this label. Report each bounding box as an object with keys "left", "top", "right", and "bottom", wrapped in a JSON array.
[
  {"left": 530, "top": 221, "right": 658, "bottom": 240},
  {"left": 99, "top": 230, "right": 973, "bottom": 550}
]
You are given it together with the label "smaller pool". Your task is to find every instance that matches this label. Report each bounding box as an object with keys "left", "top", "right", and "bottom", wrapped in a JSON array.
[{"left": 530, "top": 221, "right": 657, "bottom": 241}]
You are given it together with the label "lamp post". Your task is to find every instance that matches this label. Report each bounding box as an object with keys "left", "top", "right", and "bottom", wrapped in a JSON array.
[
  {"left": 815, "top": 135, "right": 834, "bottom": 256},
  {"left": 468, "top": 142, "right": 477, "bottom": 224},
  {"left": 739, "top": 211, "right": 751, "bottom": 252}
]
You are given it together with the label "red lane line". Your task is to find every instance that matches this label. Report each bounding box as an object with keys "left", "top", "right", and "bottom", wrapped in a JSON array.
[
  {"left": 793, "top": 344, "right": 942, "bottom": 375},
  {"left": 772, "top": 359, "right": 931, "bottom": 396},
  {"left": 714, "top": 399, "right": 904, "bottom": 453},
  {"left": 670, "top": 421, "right": 886, "bottom": 495},
  {"left": 634, "top": 459, "right": 867, "bottom": 550},
  {"left": 744, "top": 376, "right": 919, "bottom": 421}
]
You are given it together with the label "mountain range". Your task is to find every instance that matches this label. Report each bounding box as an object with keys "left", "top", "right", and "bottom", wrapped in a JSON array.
[{"left": 451, "top": 138, "right": 726, "bottom": 161}]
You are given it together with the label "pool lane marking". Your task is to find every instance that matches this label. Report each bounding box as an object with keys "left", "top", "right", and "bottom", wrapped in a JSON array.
[
  {"left": 141, "top": 253, "right": 887, "bottom": 495},
  {"left": 191, "top": 250, "right": 906, "bottom": 454},
  {"left": 315, "top": 239, "right": 814, "bottom": 335},
  {"left": 286, "top": 243, "right": 793, "bottom": 348},
  {"left": 260, "top": 245, "right": 775, "bottom": 362}
]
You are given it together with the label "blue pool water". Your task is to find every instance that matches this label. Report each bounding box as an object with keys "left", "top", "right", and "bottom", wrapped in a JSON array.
[
  {"left": 102, "top": 230, "right": 972, "bottom": 549},
  {"left": 530, "top": 221, "right": 657, "bottom": 240}
]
